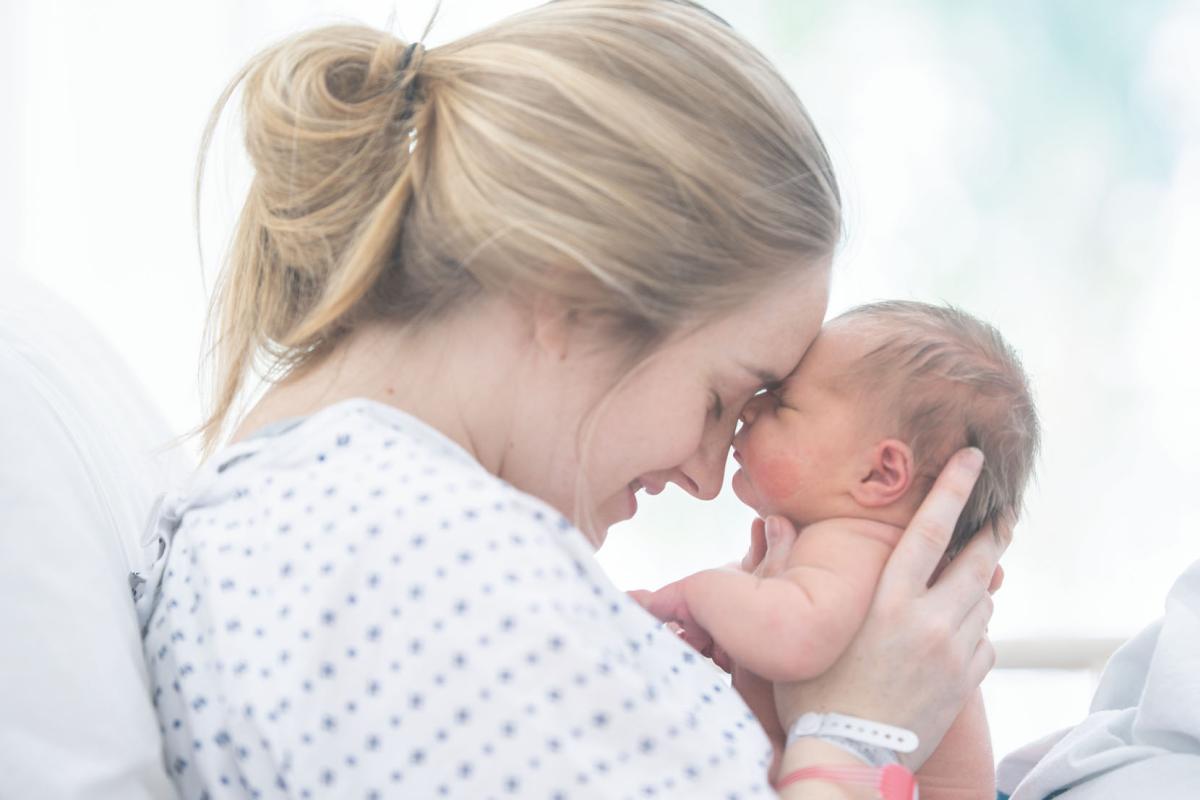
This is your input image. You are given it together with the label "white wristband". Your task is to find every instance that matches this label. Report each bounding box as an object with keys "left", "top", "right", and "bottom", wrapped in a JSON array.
[{"left": 786, "top": 712, "right": 919, "bottom": 754}]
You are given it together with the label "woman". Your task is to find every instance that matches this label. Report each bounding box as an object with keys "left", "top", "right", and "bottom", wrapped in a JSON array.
[{"left": 138, "top": 2, "right": 1005, "bottom": 797}]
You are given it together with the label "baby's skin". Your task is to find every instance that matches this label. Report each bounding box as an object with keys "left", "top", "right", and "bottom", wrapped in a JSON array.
[
  {"left": 638, "top": 319, "right": 996, "bottom": 798},
  {"left": 643, "top": 517, "right": 898, "bottom": 683}
]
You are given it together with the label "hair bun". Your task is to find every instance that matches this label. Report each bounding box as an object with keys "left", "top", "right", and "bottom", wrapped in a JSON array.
[{"left": 194, "top": 5, "right": 841, "bottom": 455}]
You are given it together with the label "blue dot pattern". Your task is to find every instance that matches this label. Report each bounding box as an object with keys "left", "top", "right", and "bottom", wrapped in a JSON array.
[{"left": 141, "top": 398, "right": 773, "bottom": 798}]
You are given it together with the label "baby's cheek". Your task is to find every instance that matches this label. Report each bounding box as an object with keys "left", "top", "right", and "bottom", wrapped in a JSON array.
[{"left": 752, "top": 454, "right": 807, "bottom": 505}]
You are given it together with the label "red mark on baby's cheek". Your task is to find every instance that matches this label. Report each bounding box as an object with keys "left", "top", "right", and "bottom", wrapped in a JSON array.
[{"left": 753, "top": 455, "right": 806, "bottom": 504}]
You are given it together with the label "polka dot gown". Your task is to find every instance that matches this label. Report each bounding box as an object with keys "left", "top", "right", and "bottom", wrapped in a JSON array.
[{"left": 138, "top": 398, "right": 773, "bottom": 798}]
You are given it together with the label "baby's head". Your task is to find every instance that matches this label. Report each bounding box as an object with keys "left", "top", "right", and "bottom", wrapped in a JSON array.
[{"left": 732, "top": 300, "right": 1040, "bottom": 555}]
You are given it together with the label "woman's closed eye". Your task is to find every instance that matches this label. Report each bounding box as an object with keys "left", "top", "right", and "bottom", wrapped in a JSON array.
[{"left": 709, "top": 390, "right": 725, "bottom": 420}]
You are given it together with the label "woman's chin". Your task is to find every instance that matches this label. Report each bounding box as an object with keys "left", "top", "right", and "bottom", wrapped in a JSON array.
[
  {"left": 578, "top": 515, "right": 612, "bottom": 550},
  {"left": 586, "top": 490, "right": 635, "bottom": 545}
]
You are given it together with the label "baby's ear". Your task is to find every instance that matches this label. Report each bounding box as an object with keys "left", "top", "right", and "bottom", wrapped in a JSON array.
[{"left": 851, "top": 438, "right": 914, "bottom": 508}]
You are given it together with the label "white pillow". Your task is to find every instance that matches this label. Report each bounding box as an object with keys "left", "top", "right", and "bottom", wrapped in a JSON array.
[{"left": 0, "top": 273, "right": 191, "bottom": 799}]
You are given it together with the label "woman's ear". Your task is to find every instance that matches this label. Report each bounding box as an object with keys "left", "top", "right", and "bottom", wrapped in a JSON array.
[{"left": 851, "top": 438, "right": 914, "bottom": 508}]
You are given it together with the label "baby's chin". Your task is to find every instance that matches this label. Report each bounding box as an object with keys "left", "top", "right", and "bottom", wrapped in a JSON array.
[
  {"left": 733, "top": 468, "right": 816, "bottom": 525},
  {"left": 731, "top": 469, "right": 767, "bottom": 515}
]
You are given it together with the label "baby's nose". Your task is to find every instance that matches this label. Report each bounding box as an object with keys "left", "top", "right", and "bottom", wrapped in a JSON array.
[{"left": 740, "top": 394, "right": 767, "bottom": 425}]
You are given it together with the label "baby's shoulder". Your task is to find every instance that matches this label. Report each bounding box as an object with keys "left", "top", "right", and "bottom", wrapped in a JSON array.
[
  {"left": 798, "top": 517, "right": 905, "bottom": 546},
  {"left": 784, "top": 517, "right": 901, "bottom": 572}
]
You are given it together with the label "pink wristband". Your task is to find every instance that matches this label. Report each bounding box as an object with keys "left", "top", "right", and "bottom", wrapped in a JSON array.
[{"left": 775, "top": 763, "right": 916, "bottom": 799}]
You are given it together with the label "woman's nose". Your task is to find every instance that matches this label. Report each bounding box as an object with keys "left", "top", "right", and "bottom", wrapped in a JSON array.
[
  {"left": 676, "top": 431, "right": 732, "bottom": 502},
  {"left": 677, "top": 458, "right": 724, "bottom": 501}
]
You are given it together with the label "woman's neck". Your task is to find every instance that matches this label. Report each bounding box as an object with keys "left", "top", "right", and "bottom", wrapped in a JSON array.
[{"left": 228, "top": 302, "right": 526, "bottom": 476}]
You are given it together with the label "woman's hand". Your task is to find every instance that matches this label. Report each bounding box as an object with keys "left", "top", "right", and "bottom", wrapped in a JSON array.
[{"left": 755, "top": 448, "right": 1009, "bottom": 769}]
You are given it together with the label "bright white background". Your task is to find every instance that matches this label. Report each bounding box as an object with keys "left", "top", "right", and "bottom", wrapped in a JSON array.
[{"left": 4, "top": 0, "right": 1198, "bottom": 764}]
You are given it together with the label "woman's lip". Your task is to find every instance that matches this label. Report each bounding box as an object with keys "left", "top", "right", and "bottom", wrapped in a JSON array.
[
  {"left": 624, "top": 485, "right": 638, "bottom": 518},
  {"left": 631, "top": 477, "right": 665, "bottom": 496}
]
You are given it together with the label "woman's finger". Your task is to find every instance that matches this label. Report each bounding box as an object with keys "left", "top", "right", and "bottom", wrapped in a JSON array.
[
  {"left": 966, "top": 635, "right": 997, "bottom": 689},
  {"left": 755, "top": 516, "right": 798, "bottom": 578},
  {"left": 928, "top": 521, "right": 1007, "bottom": 613},
  {"left": 679, "top": 620, "right": 714, "bottom": 656},
  {"left": 992, "top": 512, "right": 1016, "bottom": 555},
  {"left": 711, "top": 644, "right": 733, "bottom": 674},
  {"left": 741, "top": 518, "right": 768, "bottom": 572},
  {"left": 882, "top": 448, "right": 984, "bottom": 594},
  {"left": 954, "top": 591, "right": 994, "bottom": 645},
  {"left": 988, "top": 564, "right": 1005, "bottom": 595}
]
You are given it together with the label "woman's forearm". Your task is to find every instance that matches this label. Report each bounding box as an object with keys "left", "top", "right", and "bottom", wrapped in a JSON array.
[{"left": 914, "top": 688, "right": 995, "bottom": 799}]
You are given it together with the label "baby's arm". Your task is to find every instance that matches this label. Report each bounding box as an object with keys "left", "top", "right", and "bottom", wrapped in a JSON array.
[
  {"left": 914, "top": 689, "right": 995, "bottom": 799},
  {"left": 643, "top": 521, "right": 892, "bottom": 682}
]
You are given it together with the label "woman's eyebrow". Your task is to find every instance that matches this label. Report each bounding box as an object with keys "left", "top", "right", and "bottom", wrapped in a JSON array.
[{"left": 737, "top": 362, "right": 782, "bottom": 386}]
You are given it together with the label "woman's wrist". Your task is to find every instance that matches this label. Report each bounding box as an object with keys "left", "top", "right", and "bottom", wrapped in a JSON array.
[{"left": 776, "top": 738, "right": 878, "bottom": 799}]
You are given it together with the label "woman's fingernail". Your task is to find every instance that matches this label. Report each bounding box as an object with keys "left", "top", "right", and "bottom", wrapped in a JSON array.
[{"left": 964, "top": 447, "right": 984, "bottom": 469}]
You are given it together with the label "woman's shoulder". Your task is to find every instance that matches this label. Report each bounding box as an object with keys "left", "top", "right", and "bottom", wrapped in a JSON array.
[
  {"left": 225, "top": 396, "right": 491, "bottom": 480},
  {"left": 147, "top": 400, "right": 775, "bottom": 797},
  {"left": 177, "top": 396, "right": 597, "bottom": 584},
  {"left": 194, "top": 397, "right": 525, "bottom": 516}
]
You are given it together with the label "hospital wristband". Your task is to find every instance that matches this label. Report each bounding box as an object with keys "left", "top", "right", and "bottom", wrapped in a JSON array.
[
  {"left": 776, "top": 764, "right": 918, "bottom": 800},
  {"left": 786, "top": 713, "right": 919, "bottom": 769}
]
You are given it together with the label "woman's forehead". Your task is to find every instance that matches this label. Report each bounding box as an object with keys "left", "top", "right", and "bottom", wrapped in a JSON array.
[
  {"left": 721, "top": 315, "right": 819, "bottom": 384},
  {"left": 732, "top": 272, "right": 829, "bottom": 360},
  {"left": 666, "top": 264, "right": 829, "bottom": 379},
  {"left": 788, "top": 323, "right": 873, "bottom": 384}
]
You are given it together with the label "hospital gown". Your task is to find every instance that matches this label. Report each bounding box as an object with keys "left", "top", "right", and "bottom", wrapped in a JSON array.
[{"left": 135, "top": 398, "right": 774, "bottom": 799}]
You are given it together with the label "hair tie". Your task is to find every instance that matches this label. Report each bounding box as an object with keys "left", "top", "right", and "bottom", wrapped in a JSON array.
[
  {"left": 396, "top": 42, "right": 422, "bottom": 121},
  {"left": 398, "top": 41, "right": 419, "bottom": 73}
]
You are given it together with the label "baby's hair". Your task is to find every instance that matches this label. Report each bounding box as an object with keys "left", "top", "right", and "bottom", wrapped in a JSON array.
[{"left": 832, "top": 301, "right": 1040, "bottom": 557}]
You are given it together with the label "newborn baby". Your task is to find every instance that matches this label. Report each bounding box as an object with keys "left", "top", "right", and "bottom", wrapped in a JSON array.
[{"left": 639, "top": 300, "right": 1040, "bottom": 794}]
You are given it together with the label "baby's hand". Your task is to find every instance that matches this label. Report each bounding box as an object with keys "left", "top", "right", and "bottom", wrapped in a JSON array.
[
  {"left": 625, "top": 589, "right": 655, "bottom": 611},
  {"left": 629, "top": 579, "right": 721, "bottom": 664}
]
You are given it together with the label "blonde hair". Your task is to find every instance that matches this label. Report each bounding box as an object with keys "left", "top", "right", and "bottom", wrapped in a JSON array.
[
  {"left": 833, "top": 301, "right": 1040, "bottom": 557},
  {"left": 192, "top": 0, "right": 841, "bottom": 457}
]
